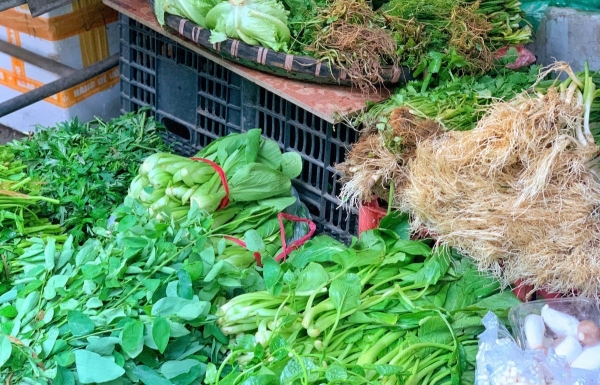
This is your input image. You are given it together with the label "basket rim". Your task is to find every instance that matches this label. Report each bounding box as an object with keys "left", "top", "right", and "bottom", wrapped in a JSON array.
[{"left": 148, "top": 0, "right": 410, "bottom": 86}]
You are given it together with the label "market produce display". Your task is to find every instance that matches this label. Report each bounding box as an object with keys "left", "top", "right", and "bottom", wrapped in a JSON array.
[
  {"left": 0, "top": 121, "right": 319, "bottom": 383},
  {"left": 153, "top": 0, "right": 532, "bottom": 92},
  {"left": 212, "top": 213, "right": 521, "bottom": 384},
  {"left": 3, "top": 4, "right": 600, "bottom": 379}
]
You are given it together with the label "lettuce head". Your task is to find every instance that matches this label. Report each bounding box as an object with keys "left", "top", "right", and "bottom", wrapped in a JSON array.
[
  {"left": 154, "top": 0, "right": 219, "bottom": 27},
  {"left": 205, "top": 0, "right": 291, "bottom": 52}
]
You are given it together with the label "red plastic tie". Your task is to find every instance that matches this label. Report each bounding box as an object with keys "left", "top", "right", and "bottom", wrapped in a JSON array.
[
  {"left": 275, "top": 213, "right": 317, "bottom": 262},
  {"left": 223, "top": 235, "right": 263, "bottom": 267},
  {"left": 190, "top": 157, "right": 230, "bottom": 210}
]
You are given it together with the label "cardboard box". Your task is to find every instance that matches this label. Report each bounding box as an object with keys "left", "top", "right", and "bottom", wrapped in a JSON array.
[{"left": 0, "top": 0, "right": 121, "bottom": 132}]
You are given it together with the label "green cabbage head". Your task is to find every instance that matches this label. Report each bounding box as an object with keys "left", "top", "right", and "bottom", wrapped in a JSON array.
[
  {"left": 154, "top": 0, "right": 218, "bottom": 27},
  {"left": 205, "top": 0, "right": 291, "bottom": 52}
]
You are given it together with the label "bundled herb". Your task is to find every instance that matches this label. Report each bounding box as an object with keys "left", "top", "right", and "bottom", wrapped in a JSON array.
[
  {"left": 381, "top": 0, "right": 532, "bottom": 81},
  {"left": 212, "top": 213, "right": 520, "bottom": 384},
  {"left": 362, "top": 64, "right": 543, "bottom": 132},
  {"left": 0, "top": 146, "right": 63, "bottom": 282},
  {"left": 403, "top": 63, "right": 600, "bottom": 297},
  {"left": 9, "top": 111, "right": 169, "bottom": 242},
  {"left": 299, "top": 0, "right": 401, "bottom": 93}
]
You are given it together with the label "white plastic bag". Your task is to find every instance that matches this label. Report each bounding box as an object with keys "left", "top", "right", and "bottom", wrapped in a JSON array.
[{"left": 476, "top": 312, "right": 600, "bottom": 385}]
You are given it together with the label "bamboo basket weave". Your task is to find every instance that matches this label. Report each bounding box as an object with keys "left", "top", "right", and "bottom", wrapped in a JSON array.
[{"left": 148, "top": 0, "right": 410, "bottom": 86}]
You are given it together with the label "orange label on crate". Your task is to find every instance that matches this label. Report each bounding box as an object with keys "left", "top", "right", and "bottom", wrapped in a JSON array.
[
  {"left": 0, "top": 2, "right": 118, "bottom": 41},
  {"left": 0, "top": 66, "right": 119, "bottom": 108}
]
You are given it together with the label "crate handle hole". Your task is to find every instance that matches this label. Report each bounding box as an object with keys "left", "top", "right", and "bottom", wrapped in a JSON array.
[{"left": 162, "top": 117, "right": 191, "bottom": 141}]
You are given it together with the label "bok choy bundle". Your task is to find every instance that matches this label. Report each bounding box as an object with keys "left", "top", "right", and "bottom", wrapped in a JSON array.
[{"left": 128, "top": 129, "right": 302, "bottom": 219}]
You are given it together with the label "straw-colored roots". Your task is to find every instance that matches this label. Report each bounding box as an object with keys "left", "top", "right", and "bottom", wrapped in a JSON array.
[
  {"left": 402, "top": 82, "right": 600, "bottom": 297},
  {"left": 337, "top": 108, "right": 442, "bottom": 208},
  {"left": 306, "top": 0, "right": 399, "bottom": 94}
]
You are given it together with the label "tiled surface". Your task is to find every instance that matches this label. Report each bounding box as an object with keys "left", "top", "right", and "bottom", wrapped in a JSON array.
[{"left": 103, "top": 0, "right": 390, "bottom": 123}]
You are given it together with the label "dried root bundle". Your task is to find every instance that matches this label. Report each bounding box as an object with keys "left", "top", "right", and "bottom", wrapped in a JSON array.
[
  {"left": 337, "top": 107, "right": 442, "bottom": 208},
  {"left": 305, "top": 0, "right": 399, "bottom": 94},
  {"left": 402, "top": 62, "right": 600, "bottom": 297}
]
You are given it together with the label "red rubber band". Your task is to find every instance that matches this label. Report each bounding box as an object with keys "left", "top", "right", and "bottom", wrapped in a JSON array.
[
  {"left": 275, "top": 213, "right": 317, "bottom": 262},
  {"left": 190, "top": 157, "right": 230, "bottom": 210},
  {"left": 223, "top": 235, "right": 263, "bottom": 267}
]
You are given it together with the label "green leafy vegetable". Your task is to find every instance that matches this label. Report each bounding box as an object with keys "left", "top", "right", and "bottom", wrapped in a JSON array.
[{"left": 205, "top": 0, "right": 291, "bottom": 51}]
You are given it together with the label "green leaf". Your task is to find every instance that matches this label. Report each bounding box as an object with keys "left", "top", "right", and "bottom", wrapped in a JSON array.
[
  {"left": 204, "top": 363, "right": 218, "bottom": 384},
  {"left": 151, "top": 297, "right": 210, "bottom": 320},
  {"left": 177, "top": 270, "right": 193, "bottom": 300},
  {"left": 44, "top": 237, "right": 56, "bottom": 272},
  {"left": 183, "top": 261, "right": 203, "bottom": 281},
  {"left": 269, "top": 335, "right": 289, "bottom": 361},
  {"left": 0, "top": 334, "right": 12, "bottom": 368},
  {"left": 153, "top": 317, "right": 171, "bottom": 354},
  {"left": 295, "top": 263, "right": 329, "bottom": 293},
  {"left": 280, "top": 357, "right": 317, "bottom": 383},
  {"left": 204, "top": 260, "right": 224, "bottom": 282},
  {"left": 244, "top": 230, "right": 265, "bottom": 252},
  {"left": 122, "top": 237, "right": 149, "bottom": 249},
  {"left": 177, "top": 300, "right": 210, "bottom": 321},
  {"left": 289, "top": 236, "right": 346, "bottom": 269},
  {"left": 280, "top": 152, "right": 302, "bottom": 179},
  {"left": 404, "top": 247, "right": 450, "bottom": 287},
  {"left": 245, "top": 128, "right": 261, "bottom": 164},
  {"left": 325, "top": 364, "right": 348, "bottom": 381},
  {"left": 74, "top": 349, "right": 125, "bottom": 384},
  {"left": 217, "top": 238, "right": 227, "bottom": 255},
  {"left": 160, "top": 359, "right": 200, "bottom": 379},
  {"left": 257, "top": 138, "right": 283, "bottom": 170},
  {"left": 0, "top": 306, "right": 17, "bottom": 318},
  {"left": 229, "top": 163, "right": 291, "bottom": 202},
  {"left": 466, "top": 292, "right": 522, "bottom": 314},
  {"left": 55, "top": 366, "right": 76, "bottom": 385},
  {"left": 390, "top": 238, "right": 432, "bottom": 256},
  {"left": 367, "top": 364, "right": 405, "bottom": 376},
  {"left": 87, "top": 337, "right": 120, "bottom": 356},
  {"left": 17, "top": 290, "right": 39, "bottom": 320},
  {"left": 68, "top": 311, "right": 95, "bottom": 337},
  {"left": 330, "top": 273, "right": 361, "bottom": 313},
  {"left": 118, "top": 215, "right": 138, "bottom": 232},
  {"left": 121, "top": 320, "right": 145, "bottom": 358},
  {"left": 379, "top": 212, "right": 410, "bottom": 240},
  {"left": 262, "top": 256, "right": 282, "bottom": 295},
  {"left": 443, "top": 260, "right": 500, "bottom": 312},
  {"left": 171, "top": 364, "right": 204, "bottom": 385},
  {"left": 257, "top": 196, "right": 297, "bottom": 211},
  {"left": 133, "top": 365, "right": 172, "bottom": 385}
]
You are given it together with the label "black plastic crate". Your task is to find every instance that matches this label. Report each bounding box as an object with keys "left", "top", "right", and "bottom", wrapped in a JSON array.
[{"left": 119, "top": 15, "right": 359, "bottom": 242}]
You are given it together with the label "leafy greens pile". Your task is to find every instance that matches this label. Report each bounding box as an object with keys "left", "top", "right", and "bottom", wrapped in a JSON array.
[
  {"left": 0, "top": 126, "right": 314, "bottom": 384},
  {"left": 362, "top": 64, "right": 543, "bottom": 132},
  {"left": 213, "top": 213, "right": 521, "bottom": 384},
  {"left": 8, "top": 112, "right": 169, "bottom": 243}
]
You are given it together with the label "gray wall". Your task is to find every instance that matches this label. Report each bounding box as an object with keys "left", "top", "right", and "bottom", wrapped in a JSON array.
[{"left": 528, "top": 7, "right": 600, "bottom": 71}]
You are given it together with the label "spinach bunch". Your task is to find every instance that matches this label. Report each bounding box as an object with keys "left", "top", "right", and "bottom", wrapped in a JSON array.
[
  {"left": 214, "top": 213, "right": 521, "bottom": 384},
  {"left": 0, "top": 197, "right": 267, "bottom": 384},
  {"left": 9, "top": 111, "right": 169, "bottom": 243}
]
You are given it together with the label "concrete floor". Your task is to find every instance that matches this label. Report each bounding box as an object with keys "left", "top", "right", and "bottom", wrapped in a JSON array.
[{"left": 0, "top": 123, "right": 25, "bottom": 144}]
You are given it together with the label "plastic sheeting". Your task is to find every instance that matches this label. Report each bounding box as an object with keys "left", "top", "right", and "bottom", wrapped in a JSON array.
[{"left": 522, "top": 0, "right": 600, "bottom": 31}]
